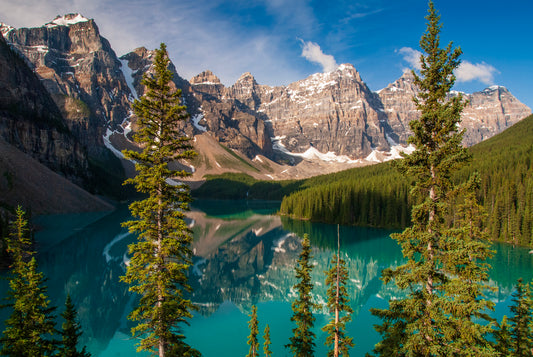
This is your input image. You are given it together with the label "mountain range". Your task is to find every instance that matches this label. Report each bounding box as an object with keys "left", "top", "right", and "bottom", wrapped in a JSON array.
[{"left": 0, "top": 13, "right": 530, "bottom": 212}]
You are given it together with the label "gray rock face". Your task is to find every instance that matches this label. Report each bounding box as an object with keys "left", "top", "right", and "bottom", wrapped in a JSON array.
[
  {"left": 460, "top": 86, "right": 531, "bottom": 146},
  {"left": 378, "top": 71, "right": 532, "bottom": 147},
  {"left": 182, "top": 64, "right": 530, "bottom": 161},
  {"left": 1, "top": 14, "right": 132, "bottom": 154},
  {"left": 257, "top": 64, "right": 388, "bottom": 158}
]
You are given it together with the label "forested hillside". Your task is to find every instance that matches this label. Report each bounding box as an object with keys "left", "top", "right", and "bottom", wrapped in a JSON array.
[
  {"left": 278, "top": 114, "right": 533, "bottom": 246},
  {"left": 461, "top": 114, "right": 533, "bottom": 245}
]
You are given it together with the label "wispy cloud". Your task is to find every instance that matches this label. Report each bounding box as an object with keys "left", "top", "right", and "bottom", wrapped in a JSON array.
[
  {"left": 300, "top": 40, "right": 338, "bottom": 73},
  {"left": 455, "top": 61, "right": 498, "bottom": 85},
  {"left": 341, "top": 8, "right": 384, "bottom": 24}
]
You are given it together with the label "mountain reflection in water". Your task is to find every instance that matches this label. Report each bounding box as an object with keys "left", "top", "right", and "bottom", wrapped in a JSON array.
[{"left": 0, "top": 200, "right": 532, "bottom": 356}]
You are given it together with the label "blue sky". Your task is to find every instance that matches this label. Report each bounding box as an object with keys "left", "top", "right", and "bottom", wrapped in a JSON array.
[{"left": 1, "top": 0, "right": 532, "bottom": 108}]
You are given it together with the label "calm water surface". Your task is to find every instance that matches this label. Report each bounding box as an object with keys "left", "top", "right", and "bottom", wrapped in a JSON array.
[{"left": 1, "top": 200, "right": 533, "bottom": 356}]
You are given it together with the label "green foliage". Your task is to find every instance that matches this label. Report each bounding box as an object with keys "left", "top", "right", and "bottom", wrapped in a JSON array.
[
  {"left": 192, "top": 172, "right": 302, "bottom": 200},
  {"left": 493, "top": 279, "right": 533, "bottom": 356},
  {"left": 57, "top": 295, "right": 90, "bottom": 357},
  {"left": 246, "top": 305, "right": 259, "bottom": 357},
  {"left": 263, "top": 324, "right": 272, "bottom": 357},
  {"left": 370, "top": 3, "right": 496, "bottom": 356},
  {"left": 0, "top": 207, "right": 57, "bottom": 356},
  {"left": 322, "top": 230, "right": 354, "bottom": 357},
  {"left": 459, "top": 113, "right": 533, "bottom": 246},
  {"left": 287, "top": 234, "right": 318, "bottom": 356},
  {"left": 280, "top": 162, "right": 410, "bottom": 229},
  {"left": 120, "top": 43, "right": 199, "bottom": 356}
]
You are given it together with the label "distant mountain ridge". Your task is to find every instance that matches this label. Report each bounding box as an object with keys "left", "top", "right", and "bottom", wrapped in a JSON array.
[{"left": 1, "top": 14, "right": 531, "bottom": 184}]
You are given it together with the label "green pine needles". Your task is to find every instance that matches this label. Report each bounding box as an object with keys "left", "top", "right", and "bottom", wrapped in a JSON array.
[
  {"left": 120, "top": 43, "right": 199, "bottom": 357},
  {"left": 58, "top": 295, "right": 90, "bottom": 357},
  {"left": 322, "top": 226, "right": 354, "bottom": 357},
  {"left": 263, "top": 324, "right": 272, "bottom": 357},
  {"left": 1, "top": 207, "right": 57, "bottom": 356},
  {"left": 494, "top": 279, "right": 533, "bottom": 356},
  {"left": 370, "top": 2, "right": 496, "bottom": 356},
  {"left": 287, "top": 234, "right": 318, "bottom": 356},
  {"left": 247, "top": 305, "right": 260, "bottom": 357}
]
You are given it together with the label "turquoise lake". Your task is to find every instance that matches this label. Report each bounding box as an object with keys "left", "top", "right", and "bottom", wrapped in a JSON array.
[{"left": 1, "top": 199, "right": 533, "bottom": 356}]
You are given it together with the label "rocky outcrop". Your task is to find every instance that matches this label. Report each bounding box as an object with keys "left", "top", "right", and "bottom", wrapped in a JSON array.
[
  {"left": 378, "top": 71, "right": 532, "bottom": 146},
  {"left": 184, "top": 64, "right": 530, "bottom": 162},
  {"left": 258, "top": 64, "right": 389, "bottom": 158},
  {"left": 377, "top": 71, "right": 419, "bottom": 144},
  {"left": 460, "top": 86, "right": 531, "bottom": 146},
  {"left": 1, "top": 14, "right": 133, "bottom": 155}
]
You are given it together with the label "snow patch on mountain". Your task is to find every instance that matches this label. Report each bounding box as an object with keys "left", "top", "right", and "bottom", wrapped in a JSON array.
[
  {"left": 119, "top": 59, "right": 138, "bottom": 100},
  {"left": 0, "top": 23, "right": 15, "bottom": 37},
  {"left": 45, "top": 14, "right": 90, "bottom": 28},
  {"left": 191, "top": 112, "right": 207, "bottom": 132}
]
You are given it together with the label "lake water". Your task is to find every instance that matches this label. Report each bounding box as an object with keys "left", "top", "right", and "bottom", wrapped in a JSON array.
[{"left": 1, "top": 199, "right": 533, "bottom": 356}]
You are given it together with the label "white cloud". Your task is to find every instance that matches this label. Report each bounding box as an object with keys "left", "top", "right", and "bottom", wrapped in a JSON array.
[
  {"left": 455, "top": 61, "right": 498, "bottom": 85},
  {"left": 398, "top": 47, "right": 422, "bottom": 71},
  {"left": 398, "top": 47, "right": 498, "bottom": 85},
  {"left": 0, "top": 0, "right": 309, "bottom": 87},
  {"left": 300, "top": 41, "right": 338, "bottom": 73}
]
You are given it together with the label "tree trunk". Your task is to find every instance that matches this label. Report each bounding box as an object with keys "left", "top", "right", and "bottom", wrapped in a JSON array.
[
  {"left": 158, "top": 192, "right": 165, "bottom": 357},
  {"left": 334, "top": 224, "right": 340, "bottom": 357}
]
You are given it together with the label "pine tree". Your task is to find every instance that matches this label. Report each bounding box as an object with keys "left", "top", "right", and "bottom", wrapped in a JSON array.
[
  {"left": 246, "top": 305, "right": 259, "bottom": 357},
  {"left": 370, "top": 2, "right": 495, "bottom": 356},
  {"left": 287, "top": 234, "right": 317, "bottom": 356},
  {"left": 496, "top": 279, "right": 533, "bottom": 356},
  {"left": 493, "top": 316, "right": 512, "bottom": 356},
  {"left": 263, "top": 324, "right": 272, "bottom": 357},
  {"left": 57, "top": 295, "right": 90, "bottom": 357},
  {"left": 322, "top": 226, "right": 354, "bottom": 357},
  {"left": 0, "top": 206, "right": 57, "bottom": 356},
  {"left": 120, "top": 43, "right": 199, "bottom": 357}
]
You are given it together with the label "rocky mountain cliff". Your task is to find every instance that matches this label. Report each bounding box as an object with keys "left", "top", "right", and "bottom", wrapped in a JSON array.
[
  {"left": 0, "top": 33, "right": 87, "bottom": 182},
  {"left": 2, "top": 14, "right": 531, "bottom": 183},
  {"left": 378, "top": 70, "right": 531, "bottom": 146},
  {"left": 0, "top": 33, "right": 111, "bottom": 213},
  {"left": 1, "top": 14, "right": 132, "bottom": 156}
]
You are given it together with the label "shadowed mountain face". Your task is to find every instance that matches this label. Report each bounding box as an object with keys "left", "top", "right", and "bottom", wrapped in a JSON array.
[{"left": 0, "top": 33, "right": 112, "bottom": 213}]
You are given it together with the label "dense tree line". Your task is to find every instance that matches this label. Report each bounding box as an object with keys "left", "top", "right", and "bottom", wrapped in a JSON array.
[
  {"left": 279, "top": 113, "right": 533, "bottom": 246},
  {"left": 459, "top": 113, "right": 533, "bottom": 246},
  {"left": 279, "top": 163, "right": 410, "bottom": 229}
]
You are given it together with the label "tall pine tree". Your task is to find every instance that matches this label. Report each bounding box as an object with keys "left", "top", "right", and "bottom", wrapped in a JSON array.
[
  {"left": 120, "top": 43, "right": 199, "bottom": 357},
  {"left": 287, "top": 234, "right": 317, "bottom": 356},
  {"left": 263, "top": 324, "right": 272, "bottom": 357},
  {"left": 370, "top": 2, "right": 495, "bottom": 356},
  {"left": 57, "top": 295, "right": 90, "bottom": 357},
  {"left": 322, "top": 226, "right": 354, "bottom": 357},
  {"left": 246, "top": 305, "right": 259, "bottom": 357},
  {"left": 0, "top": 206, "right": 57, "bottom": 356}
]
